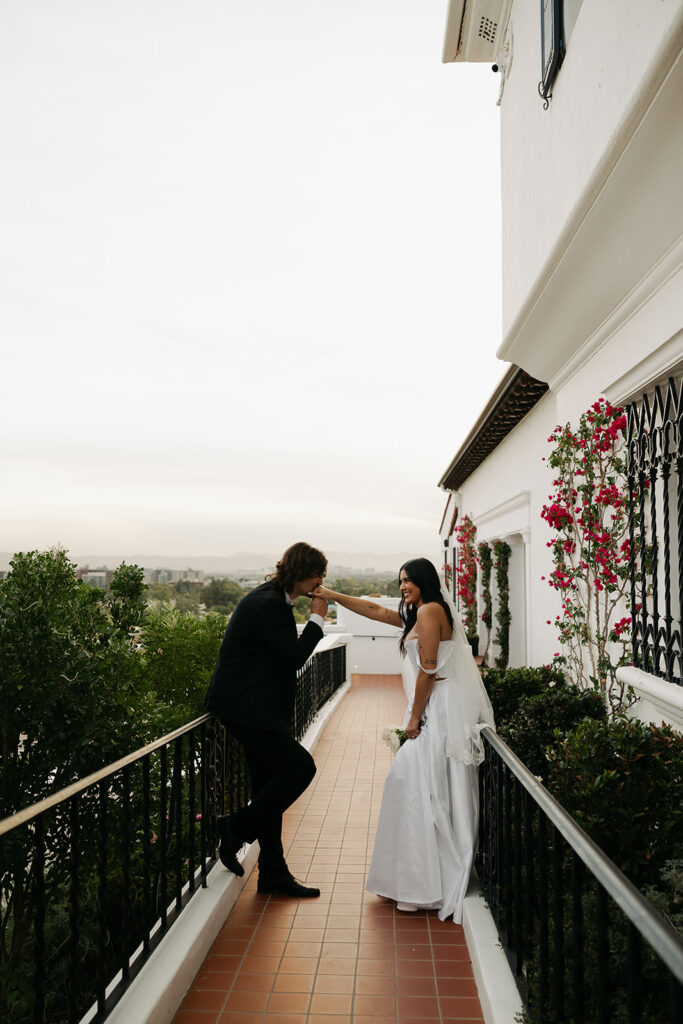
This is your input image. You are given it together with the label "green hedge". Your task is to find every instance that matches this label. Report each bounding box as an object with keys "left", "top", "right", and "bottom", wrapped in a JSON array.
[
  {"left": 483, "top": 663, "right": 566, "bottom": 723},
  {"left": 546, "top": 717, "right": 683, "bottom": 885},
  {"left": 480, "top": 666, "right": 683, "bottom": 1022},
  {"left": 483, "top": 666, "right": 683, "bottom": 893},
  {"left": 500, "top": 685, "right": 607, "bottom": 777}
]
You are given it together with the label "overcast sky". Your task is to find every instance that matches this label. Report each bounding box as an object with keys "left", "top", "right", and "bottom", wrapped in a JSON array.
[{"left": 1, "top": 0, "right": 504, "bottom": 564}]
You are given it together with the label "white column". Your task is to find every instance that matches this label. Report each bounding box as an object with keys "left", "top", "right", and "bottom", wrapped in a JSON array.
[{"left": 521, "top": 529, "right": 531, "bottom": 665}]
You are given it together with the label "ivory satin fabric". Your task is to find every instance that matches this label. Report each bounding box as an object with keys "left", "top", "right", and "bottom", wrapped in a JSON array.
[{"left": 365, "top": 639, "right": 480, "bottom": 923}]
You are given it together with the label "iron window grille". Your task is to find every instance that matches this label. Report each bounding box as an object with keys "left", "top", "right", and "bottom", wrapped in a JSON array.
[{"left": 626, "top": 376, "right": 683, "bottom": 687}]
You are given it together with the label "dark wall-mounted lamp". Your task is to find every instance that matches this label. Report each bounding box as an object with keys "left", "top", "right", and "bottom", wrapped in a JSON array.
[{"left": 539, "top": 0, "right": 565, "bottom": 108}]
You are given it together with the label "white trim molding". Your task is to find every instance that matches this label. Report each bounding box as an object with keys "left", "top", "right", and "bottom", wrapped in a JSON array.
[
  {"left": 474, "top": 491, "right": 530, "bottom": 527},
  {"left": 474, "top": 491, "right": 530, "bottom": 542},
  {"left": 550, "top": 238, "right": 683, "bottom": 398},
  {"left": 606, "top": 326, "right": 683, "bottom": 407},
  {"left": 617, "top": 666, "right": 683, "bottom": 732}
]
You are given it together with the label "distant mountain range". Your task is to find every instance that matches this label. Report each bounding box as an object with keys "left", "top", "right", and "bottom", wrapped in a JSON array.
[{"left": 0, "top": 549, "right": 417, "bottom": 575}]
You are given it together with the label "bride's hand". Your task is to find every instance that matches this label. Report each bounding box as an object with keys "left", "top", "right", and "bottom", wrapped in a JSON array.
[
  {"left": 310, "top": 585, "right": 333, "bottom": 599},
  {"left": 405, "top": 715, "right": 421, "bottom": 740}
]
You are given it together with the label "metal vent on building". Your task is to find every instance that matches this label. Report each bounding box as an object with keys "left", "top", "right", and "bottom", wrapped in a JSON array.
[
  {"left": 443, "top": 1, "right": 508, "bottom": 64},
  {"left": 478, "top": 16, "right": 497, "bottom": 44}
]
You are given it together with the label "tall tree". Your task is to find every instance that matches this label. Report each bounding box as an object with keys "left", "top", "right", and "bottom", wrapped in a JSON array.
[
  {"left": 140, "top": 605, "right": 227, "bottom": 728},
  {"left": 108, "top": 561, "right": 147, "bottom": 633},
  {"left": 0, "top": 549, "right": 163, "bottom": 1021},
  {"left": 202, "top": 577, "right": 247, "bottom": 615},
  {"left": 0, "top": 549, "right": 161, "bottom": 816}
]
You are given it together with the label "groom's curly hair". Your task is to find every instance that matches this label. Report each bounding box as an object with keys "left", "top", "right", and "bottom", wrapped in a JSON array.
[{"left": 266, "top": 542, "right": 327, "bottom": 594}]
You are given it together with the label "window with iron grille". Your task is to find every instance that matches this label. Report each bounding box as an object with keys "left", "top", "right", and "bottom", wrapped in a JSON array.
[{"left": 626, "top": 377, "right": 683, "bottom": 686}]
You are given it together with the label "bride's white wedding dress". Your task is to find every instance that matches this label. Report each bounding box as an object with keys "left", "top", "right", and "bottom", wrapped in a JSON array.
[{"left": 366, "top": 625, "right": 494, "bottom": 923}]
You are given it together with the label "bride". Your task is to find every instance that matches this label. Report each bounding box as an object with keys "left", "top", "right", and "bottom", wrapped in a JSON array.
[{"left": 313, "top": 557, "right": 495, "bottom": 923}]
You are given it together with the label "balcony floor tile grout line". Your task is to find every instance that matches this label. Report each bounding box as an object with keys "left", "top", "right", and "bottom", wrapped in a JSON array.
[
  {"left": 427, "top": 910, "right": 443, "bottom": 1023},
  {"left": 314, "top": 682, "right": 373, "bottom": 1022},
  {"left": 270, "top": 693, "right": 365, "bottom": 1022}
]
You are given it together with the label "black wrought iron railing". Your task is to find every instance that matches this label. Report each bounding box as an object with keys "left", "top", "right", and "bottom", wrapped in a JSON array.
[
  {"left": 0, "top": 643, "right": 347, "bottom": 1024},
  {"left": 478, "top": 727, "right": 683, "bottom": 1023},
  {"left": 626, "top": 376, "right": 683, "bottom": 686},
  {"left": 294, "top": 643, "right": 346, "bottom": 740}
]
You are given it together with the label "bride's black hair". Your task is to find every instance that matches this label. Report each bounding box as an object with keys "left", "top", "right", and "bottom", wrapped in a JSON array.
[{"left": 398, "top": 557, "right": 453, "bottom": 654}]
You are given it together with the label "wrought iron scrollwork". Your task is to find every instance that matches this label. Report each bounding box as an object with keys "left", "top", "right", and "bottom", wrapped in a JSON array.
[
  {"left": 626, "top": 376, "right": 683, "bottom": 685},
  {"left": 204, "top": 719, "right": 226, "bottom": 841}
]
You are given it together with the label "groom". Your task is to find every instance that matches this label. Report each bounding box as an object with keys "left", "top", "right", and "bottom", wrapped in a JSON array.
[{"left": 206, "top": 541, "right": 328, "bottom": 896}]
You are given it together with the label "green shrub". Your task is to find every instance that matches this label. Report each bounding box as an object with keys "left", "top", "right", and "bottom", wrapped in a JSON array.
[
  {"left": 500, "top": 685, "right": 607, "bottom": 776},
  {"left": 546, "top": 718, "right": 683, "bottom": 884},
  {"left": 140, "top": 605, "right": 227, "bottom": 727},
  {"left": 482, "top": 664, "right": 566, "bottom": 725},
  {"left": 479, "top": 665, "right": 683, "bottom": 1021},
  {"left": 643, "top": 858, "right": 683, "bottom": 933}
]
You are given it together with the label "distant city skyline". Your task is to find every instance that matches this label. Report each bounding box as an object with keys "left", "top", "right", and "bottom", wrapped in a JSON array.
[
  {"left": 0, "top": 547, "right": 435, "bottom": 577},
  {"left": 1, "top": 1, "right": 503, "bottom": 559}
]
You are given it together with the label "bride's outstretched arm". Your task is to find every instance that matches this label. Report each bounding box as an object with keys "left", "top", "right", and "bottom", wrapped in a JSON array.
[{"left": 311, "top": 586, "right": 402, "bottom": 628}]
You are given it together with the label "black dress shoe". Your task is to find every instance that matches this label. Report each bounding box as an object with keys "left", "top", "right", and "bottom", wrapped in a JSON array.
[
  {"left": 216, "top": 815, "right": 245, "bottom": 876},
  {"left": 257, "top": 873, "right": 320, "bottom": 897}
]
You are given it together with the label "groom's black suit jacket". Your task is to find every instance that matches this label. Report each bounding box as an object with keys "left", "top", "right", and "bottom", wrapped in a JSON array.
[{"left": 206, "top": 581, "right": 324, "bottom": 734}]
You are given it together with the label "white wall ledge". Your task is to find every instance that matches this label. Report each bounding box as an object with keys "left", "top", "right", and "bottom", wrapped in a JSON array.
[
  {"left": 617, "top": 665, "right": 683, "bottom": 732},
  {"left": 463, "top": 879, "right": 524, "bottom": 1024},
  {"left": 313, "top": 631, "right": 353, "bottom": 650}
]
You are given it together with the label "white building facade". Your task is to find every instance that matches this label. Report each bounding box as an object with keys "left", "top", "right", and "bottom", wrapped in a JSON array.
[{"left": 439, "top": 1, "right": 683, "bottom": 727}]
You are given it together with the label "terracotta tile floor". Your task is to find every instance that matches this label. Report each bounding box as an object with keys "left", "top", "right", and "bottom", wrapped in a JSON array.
[{"left": 173, "top": 674, "right": 484, "bottom": 1024}]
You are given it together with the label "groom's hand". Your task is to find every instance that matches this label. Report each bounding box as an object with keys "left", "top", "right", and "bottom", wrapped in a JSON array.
[{"left": 309, "top": 595, "right": 328, "bottom": 618}]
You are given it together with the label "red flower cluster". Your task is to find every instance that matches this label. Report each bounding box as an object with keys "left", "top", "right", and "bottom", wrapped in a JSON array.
[
  {"left": 541, "top": 397, "right": 641, "bottom": 699},
  {"left": 549, "top": 567, "right": 575, "bottom": 591},
  {"left": 542, "top": 501, "right": 573, "bottom": 530},
  {"left": 596, "top": 484, "right": 624, "bottom": 508},
  {"left": 454, "top": 514, "right": 478, "bottom": 635}
]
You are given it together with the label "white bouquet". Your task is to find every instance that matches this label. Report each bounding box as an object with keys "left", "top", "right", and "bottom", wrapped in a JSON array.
[{"left": 381, "top": 725, "right": 407, "bottom": 754}]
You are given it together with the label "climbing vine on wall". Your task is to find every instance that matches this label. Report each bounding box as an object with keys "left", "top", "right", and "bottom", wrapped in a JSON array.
[
  {"left": 541, "top": 397, "right": 644, "bottom": 712},
  {"left": 478, "top": 542, "right": 493, "bottom": 658},
  {"left": 493, "top": 539, "right": 512, "bottom": 669},
  {"left": 454, "top": 514, "right": 478, "bottom": 637}
]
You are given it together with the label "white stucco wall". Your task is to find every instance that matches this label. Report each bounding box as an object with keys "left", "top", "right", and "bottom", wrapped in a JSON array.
[
  {"left": 327, "top": 597, "right": 403, "bottom": 675},
  {"left": 451, "top": 391, "right": 561, "bottom": 669},
  {"left": 440, "top": 2, "right": 683, "bottom": 726},
  {"left": 500, "top": 0, "right": 683, "bottom": 341},
  {"left": 449, "top": 358, "right": 683, "bottom": 724}
]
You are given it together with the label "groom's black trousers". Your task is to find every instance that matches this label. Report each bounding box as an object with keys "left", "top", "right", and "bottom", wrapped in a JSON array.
[{"left": 227, "top": 723, "right": 316, "bottom": 876}]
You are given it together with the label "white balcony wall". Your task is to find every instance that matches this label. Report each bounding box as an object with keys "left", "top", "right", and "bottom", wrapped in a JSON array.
[{"left": 326, "top": 597, "right": 403, "bottom": 675}]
